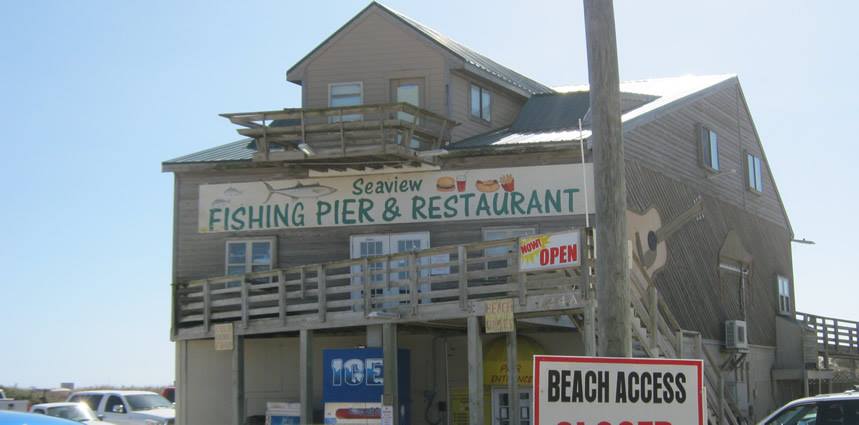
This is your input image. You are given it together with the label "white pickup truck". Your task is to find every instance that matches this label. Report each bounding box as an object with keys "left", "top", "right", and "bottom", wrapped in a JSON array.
[
  {"left": 67, "top": 390, "right": 174, "bottom": 425},
  {"left": 0, "top": 389, "right": 30, "bottom": 412}
]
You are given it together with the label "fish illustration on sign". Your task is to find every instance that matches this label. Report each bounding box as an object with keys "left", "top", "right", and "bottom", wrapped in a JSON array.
[
  {"left": 223, "top": 187, "right": 243, "bottom": 197},
  {"left": 211, "top": 198, "right": 231, "bottom": 208},
  {"left": 263, "top": 181, "right": 337, "bottom": 202}
]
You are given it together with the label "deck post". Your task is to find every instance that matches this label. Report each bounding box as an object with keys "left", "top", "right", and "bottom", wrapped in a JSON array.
[
  {"left": 584, "top": 300, "right": 597, "bottom": 356},
  {"left": 467, "top": 316, "right": 484, "bottom": 425},
  {"left": 458, "top": 246, "right": 468, "bottom": 309},
  {"left": 232, "top": 333, "right": 245, "bottom": 425},
  {"left": 383, "top": 323, "right": 399, "bottom": 425},
  {"left": 648, "top": 285, "right": 660, "bottom": 357},
  {"left": 507, "top": 327, "right": 520, "bottom": 425},
  {"left": 300, "top": 329, "right": 313, "bottom": 424}
]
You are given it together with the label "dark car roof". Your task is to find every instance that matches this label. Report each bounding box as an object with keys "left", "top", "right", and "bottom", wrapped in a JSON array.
[{"left": 0, "top": 410, "right": 79, "bottom": 425}]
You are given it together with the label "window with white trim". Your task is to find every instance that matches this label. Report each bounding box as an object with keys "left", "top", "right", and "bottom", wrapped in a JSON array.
[
  {"left": 470, "top": 84, "right": 492, "bottom": 122},
  {"left": 329, "top": 82, "right": 363, "bottom": 122},
  {"left": 226, "top": 238, "right": 276, "bottom": 286},
  {"left": 483, "top": 227, "right": 536, "bottom": 269},
  {"left": 777, "top": 275, "right": 791, "bottom": 314},
  {"left": 700, "top": 125, "right": 720, "bottom": 171},
  {"left": 747, "top": 153, "right": 764, "bottom": 192}
]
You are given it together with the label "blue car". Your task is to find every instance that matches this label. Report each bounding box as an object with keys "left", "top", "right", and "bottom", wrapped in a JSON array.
[{"left": 0, "top": 411, "right": 78, "bottom": 425}]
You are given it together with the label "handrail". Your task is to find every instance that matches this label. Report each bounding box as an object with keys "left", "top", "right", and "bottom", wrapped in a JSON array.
[{"left": 796, "top": 311, "right": 859, "bottom": 356}]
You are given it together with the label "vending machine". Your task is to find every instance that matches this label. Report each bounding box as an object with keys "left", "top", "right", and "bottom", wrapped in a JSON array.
[{"left": 322, "top": 348, "right": 410, "bottom": 425}]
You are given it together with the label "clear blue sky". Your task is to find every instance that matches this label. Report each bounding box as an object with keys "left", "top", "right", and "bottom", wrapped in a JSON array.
[{"left": 0, "top": 0, "right": 856, "bottom": 388}]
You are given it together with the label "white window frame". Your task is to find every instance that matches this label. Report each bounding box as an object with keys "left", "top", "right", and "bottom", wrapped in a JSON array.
[
  {"left": 777, "top": 275, "right": 791, "bottom": 315},
  {"left": 483, "top": 226, "right": 537, "bottom": 269},
  {"left": 225, "top": 237, "right": 277, "bottom": 277},
  {"left": 470, "top": 83, "right": 492, "bottom": 122},
  {"left": 700, "top": 125, "right": 720, "bottom": 171},
  {"left": 329, "top": 81, "right": 364, "bottom": 122},
  {"left": 747, "top": 153, "right": 764, "bottom": 193}
]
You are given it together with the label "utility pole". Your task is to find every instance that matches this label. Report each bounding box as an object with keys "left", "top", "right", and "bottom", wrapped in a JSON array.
[{"left": 583, "top": 0, "right": 631, "bottom": 357}]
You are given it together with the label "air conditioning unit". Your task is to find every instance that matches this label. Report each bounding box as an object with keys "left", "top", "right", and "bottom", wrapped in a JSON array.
[{"left": 725, "top": 320, "right": 749, "bottom": 351}]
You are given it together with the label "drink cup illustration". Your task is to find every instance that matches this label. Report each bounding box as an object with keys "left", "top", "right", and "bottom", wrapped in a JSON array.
[{"left": 456, "top": 175, "right": 467, "bottom": 192}]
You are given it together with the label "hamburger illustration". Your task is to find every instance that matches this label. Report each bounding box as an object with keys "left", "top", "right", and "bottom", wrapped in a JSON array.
[
  {"left": 436, "top": 176, "right": 456, "bottom": 192},
  {"left": 475, "top": 179, "right": 500, "bottom": 192}
]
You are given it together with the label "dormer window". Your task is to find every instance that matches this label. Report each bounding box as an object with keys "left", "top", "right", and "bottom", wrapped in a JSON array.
[
  {"left": 700, "top": 125, "right": 719, "bottom": 171},
  {"left": 470, "top": 84, "right": 492, "bottom": 122}
]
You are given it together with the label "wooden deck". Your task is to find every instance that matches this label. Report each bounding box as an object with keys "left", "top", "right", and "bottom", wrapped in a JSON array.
[
  {"left": 220, "top": 103, "right": 458, "bottom": 165},
  {"left": 797, "top": 312, "right": 859, "bottom": 359},
  {"left": 173, "top": 236, "right": 591, "bottom": 340}
]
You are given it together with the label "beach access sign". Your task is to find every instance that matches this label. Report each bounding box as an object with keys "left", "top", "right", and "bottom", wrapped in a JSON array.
[
  {"left": 534, "top": 356, "right": 704, "bottom": 425},
  {"left": 519, "top": 230, "right": 582, "bottom": 272},
  {"left": 197, "top": 164, "right": 594, "bottom": 233}
]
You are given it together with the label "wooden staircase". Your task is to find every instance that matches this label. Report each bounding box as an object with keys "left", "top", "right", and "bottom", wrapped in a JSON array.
[{"left": 624, "top": 256, "right": 750, "bottom": 425}]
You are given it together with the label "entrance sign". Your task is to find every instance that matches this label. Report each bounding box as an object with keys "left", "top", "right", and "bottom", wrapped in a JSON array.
[
  {"left": 533, "top": 356, "right": 704, "bottom": 425},
  {"left": 485, "top": 298, "right": 515, "bottom": 333},
  {"left": 198, "top": 164, "right": 594, "bottom": 233},
  {"left": 519, "top": 231, "right": 582, "bottom": 272}
]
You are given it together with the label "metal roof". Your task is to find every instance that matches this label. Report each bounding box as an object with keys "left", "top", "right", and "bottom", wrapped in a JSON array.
[
  {"left": 287, "top": 2, "right": 554, "bottom": 96},
  {"left": 510, "top": 92, "right": 591, "bottom": 132},
  {"left": 164, "top": 139, "right": 255, "bottom": 164}
]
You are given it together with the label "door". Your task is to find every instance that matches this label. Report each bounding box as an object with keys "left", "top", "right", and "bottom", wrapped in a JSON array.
[
  {"left": 391, "top": 78, "right": 425, "bottom": 148},
  {"left": 350, "top": 232, "right": 431, "bottom": 310},
  {"left": 491, "top": 388, "right": 533, "bottom": 425},
  {"left": 101, "top": 394, "right": 132, "bottom": 425}
]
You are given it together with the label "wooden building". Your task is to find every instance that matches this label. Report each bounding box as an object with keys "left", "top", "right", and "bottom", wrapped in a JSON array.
[{"left": 162, "top": 3, "right": 852, "bottom": 424}]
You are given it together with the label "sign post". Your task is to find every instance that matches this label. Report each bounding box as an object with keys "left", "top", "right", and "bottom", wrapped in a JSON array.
[{"left": 533, "top": 356, "right": 704, "bottom": 425}]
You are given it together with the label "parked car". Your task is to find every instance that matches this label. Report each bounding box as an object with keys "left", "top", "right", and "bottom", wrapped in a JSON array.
[
  {"left": 0, "top": 410, "right": 79, "bottom": 425},
  {"left": 30, "top": 402, "right": 115, "bottom": 424},
  {"left": 0, "top": 390, "right": 29, "bottom": 413},
  {"left": 66, "top": 391, "right": 174, "bottom": 425},
  {"left": 758, "top": 390, "right": 859, "bottom": 424}
]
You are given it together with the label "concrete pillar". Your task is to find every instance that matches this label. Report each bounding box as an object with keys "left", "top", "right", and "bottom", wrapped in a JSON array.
[
  {"left": 507, "top": 328, "right": 520, "bottom": 425},
  {"left": 467, "top": 316, "right": 484, "bottom": 425},
  {"left": 232, "top": 334, "right": 245, "bottom": 425},
  {"left": 383, "top": 323, "right": 399, "bottom": 425},
  {"left": 300, "top": 330, "right": 313, "bottom": 424}
]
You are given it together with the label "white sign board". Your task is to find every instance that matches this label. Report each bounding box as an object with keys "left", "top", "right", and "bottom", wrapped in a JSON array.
[
  {"left": 534, "top": 356, "right": 704, "bottom": 425},
  {"left": 198, "top": 164, "right": 594, "bottom": 233},
  {"left": 381, "top": 405, "right": 394, "bottom": 425},
  {"left": 519, "top": 230, "right": 582, "bottom": 272}
]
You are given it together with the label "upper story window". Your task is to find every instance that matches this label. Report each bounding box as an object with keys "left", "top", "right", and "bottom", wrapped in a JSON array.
[
  {"left": 700, "top": 126, "right": 720, "bottom": 171},
  {"left": 470, "top": 84, "right": 492, "bottom": 122},
  {"left": 777, "top": 275, "right": 791, "bottom": 314},
  {"left": 483, "top": 226, "right": 535, "bottom": 269},
  {"left": 226, "top": 238, "right": 276, "bottom": 286},
  {"left": 747, "top": 153, "right": 764, "bottom": 193},
  {"left": 329, "top": 82, "right": 363, "bottom": 122}
]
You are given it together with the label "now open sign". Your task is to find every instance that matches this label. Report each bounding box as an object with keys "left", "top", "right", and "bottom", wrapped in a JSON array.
[{"left": 519, "top": 231, "right": 581, "bottom": 272}]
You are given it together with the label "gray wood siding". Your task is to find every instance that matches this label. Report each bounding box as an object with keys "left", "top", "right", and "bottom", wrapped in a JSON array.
[
  {"left": 448, "top": 73, "right": 525, "bottom": 142},
  {"left": 624, "top": 83, "right": 789, "bottom": 230},
  {"left": 301, "top": 9, "right": 449, "bottom": 116},
  {"left": 626, "top": 160, "right": 792, "bottom": 346}
]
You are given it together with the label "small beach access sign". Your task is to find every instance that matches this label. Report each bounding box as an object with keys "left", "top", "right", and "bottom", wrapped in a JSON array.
[
  {"left": 533, "top": 356, "right": 705, "bottom": 425},
  {"left": 519, "top": 230, "right": 582, "bottom": 272}
]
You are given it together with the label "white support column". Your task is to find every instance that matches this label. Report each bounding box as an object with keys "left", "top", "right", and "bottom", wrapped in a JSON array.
[
  {"left": 467, "top": 316, "right": 484, "bottom": 425},
  {"left": 176, "top": 340, "right": 187, "bottom": 425},
  {"left": 507, "top": 327, "right": 520, "bottom": 425},
  {"left": 232, "top": 334, "right": 245, "bottom": 425},
  {"left": 383, "top": 323, "right": 399, "bottom": 425},
  {"left": 300, "top": 329, "right": 313, "bottom": 424}
]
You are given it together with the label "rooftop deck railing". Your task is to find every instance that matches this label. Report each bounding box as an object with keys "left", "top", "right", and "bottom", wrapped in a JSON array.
[
  {"left": 173, "top": 237, "right": 588, "bottom": 337},
  {"left": 797, "top": 311, "right": 859, "bottom": 358},
  {"left": 221, "top": 103, "right": 458, "bottom": 163}
]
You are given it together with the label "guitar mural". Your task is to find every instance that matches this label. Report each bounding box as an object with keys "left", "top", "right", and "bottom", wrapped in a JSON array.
[{"left": 626, "top": 196, "right": 705, "bottom": 276}]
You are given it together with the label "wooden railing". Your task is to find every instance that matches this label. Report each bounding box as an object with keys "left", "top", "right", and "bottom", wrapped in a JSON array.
[
  {"left": 797, "top": 312, "right": 859, "bottom": 358},
  {"left": 174, "top": 237, "right": 586, "bottom": 336},
  {"left": 221, "top": 103, "right": 458, "bottom": 162}
]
